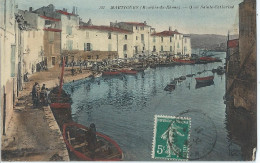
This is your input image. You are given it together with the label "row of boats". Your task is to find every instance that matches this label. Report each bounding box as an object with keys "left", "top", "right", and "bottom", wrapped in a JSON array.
[{"left": 164, "top": 75, "right": 215, "bottom": 92}]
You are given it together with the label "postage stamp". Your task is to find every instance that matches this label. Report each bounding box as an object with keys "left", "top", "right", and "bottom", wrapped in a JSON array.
[{"left": 152, "top": 115, "right": 191, "bottom": 161}]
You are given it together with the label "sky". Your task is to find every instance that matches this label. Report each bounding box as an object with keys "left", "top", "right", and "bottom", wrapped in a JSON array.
[{"left": 17, "top": 0, "right": 244, "bottom": 35}]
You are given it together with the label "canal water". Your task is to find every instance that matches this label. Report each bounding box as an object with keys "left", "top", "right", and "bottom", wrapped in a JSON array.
[{"left": 63, "top": 52, "right": 243, "bottom": 161}]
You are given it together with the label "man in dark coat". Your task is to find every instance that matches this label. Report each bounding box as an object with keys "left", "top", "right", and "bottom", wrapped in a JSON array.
[
  {"left": 32, "top": 82, "right": 38, "bottom": 107},
  {"left": 87, "top": 123, "right": 97, "bottom": 159}
]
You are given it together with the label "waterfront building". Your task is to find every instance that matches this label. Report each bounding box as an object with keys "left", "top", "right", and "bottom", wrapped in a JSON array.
[
  {"left": 75, "top": 24, "right": 133, "bottom": 61},
  {"left": 150, "top": 27, "right": 191, "bottom": 58},
  {"left": 111, "top": 21, "right": 151, "bottom": 57},
  {"left": 0, "top": 0, "right": 19, "bottom": 135}
]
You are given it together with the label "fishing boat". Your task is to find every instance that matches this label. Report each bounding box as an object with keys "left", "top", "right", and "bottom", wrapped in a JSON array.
[
  {"left": 216, "top": 66, "right": 225, "bottom": 75},
  {"left": 119, "top": 69, "right": 138, "bottom": 75},
  {"left": 164, "top": 80, "right": 177, "bottom": 91},
  {"left": 63, "top": 122, "right": 123, "bottom": 161},
  {"left": 173, "top": 59, "right": 195, "bottom": 65},
  {"left": 195, "top": 76, "right": 214, "bottom": 84},
  {"left": 94, "top": 72, "right": 102, "bottom": 78},
  {"left": 50, "top": 57, "right": 71, "bottom": 109},
  {"left": 199, "top": 57, "right": 218, "bottom": 63},
  {"left": 102, "top": 71, "right": 121, "bottom": 76}
]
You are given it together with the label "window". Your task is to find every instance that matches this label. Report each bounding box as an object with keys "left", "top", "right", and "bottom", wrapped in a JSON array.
[
  {"left": 185, "top": 38, "right": 187, "bottom": 43},
  {"left": 140, "top": 27, "right": 144, "bottom": 30},
  {"left": 161, "top": 37, "right": 163, "bottom": 42},
  {"left": 86, "top": 32, "right": 89, "bottom": 38},
  {"left": 66, "top": 26, "right": 72, "bottom": 35},
  {"left": 153, "top": 36, "right": 156, "bottom": 42},
  {"left": 179, "top": 35, "right": 181, "bottom": 40},
  {"left": 124, "top": 54, "right": 127, "bottom": 58},
  {"left": 136, "top": 26, "right": 138, "bottom": 30},
  {"left": 84, "top": 43, "right": 92, "bottom": 51},
  {"left": 125, "top": 35, "right": 127, "bottom": 40},
  {"left": 48, "top": 31, "right": 54, "bottom": 42},
  {"left": 52, "top": 57, "right": 56, "bottom": 65},
  {"left": 87, "top": 55, "right": 91, "bottom": 59},
  {"left": 136, "top": 36, "right": 138, "bottom": 40},
  {"left": 11, "top": 45, "right": 16, "bottom": 77},
  {"left": 123, "top": 44, "right": 127, "bottom": 51},
  {"left": 170, "top": 46, "right": 172, "bottom": 52},
  {"left": 108, "top": 32, "right": 111, "bottom": 39},
  {"left": 175, "top": 35, "right": 177, "bottom": 39},
  {"left": 143, "top": 47, "right": 145, "bottom": 51},
  {"left": 153, "top": 46, "right": 156, "bottom": 52},
  {"left": 161, "top": 46, "right": 163, "bottom": 52},
  {"left": 170, "top": 37, "right": 172, "bottom": 42},
  {"left": 177, "top": 42, "right": 180, "bottom": 49},
  {"left": 96, "top": 55, "right": 99, "bottom": 59},
  {"left": 141, "top": 34, "right": 144, "bottom": 41},
  {"left": 67, "top": 40, "right": 73, "bottom": 50}
]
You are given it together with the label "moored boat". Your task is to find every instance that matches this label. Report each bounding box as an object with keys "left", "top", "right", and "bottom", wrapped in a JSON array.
[
  {"left": 63, "top": 122, "right": 123, "bottom": 161},
  {"left": 102, "top": 71, "right": 121, "bottom": 76},
  {"left": 195, "top": 76, "right": 214, "bottom": 84},
  {"left": 119, "top": 69, "right": 138, "bottom": 75},
  {"left": 50, "top": 57, "right": 71, "bottom": 109},
  {"left": 173, "top": 59, "right": 195, "bottom": 64},
  {"left": 164, "top": 80, "right": 177, "bottom": 92},
  {"left": 199, "top": 57, "right": 220, "bottom": 63}
]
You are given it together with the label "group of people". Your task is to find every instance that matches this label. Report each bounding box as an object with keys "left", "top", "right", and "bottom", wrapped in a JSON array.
[{"left": 32, "top": 82, "right": 50, "bottom": 107}]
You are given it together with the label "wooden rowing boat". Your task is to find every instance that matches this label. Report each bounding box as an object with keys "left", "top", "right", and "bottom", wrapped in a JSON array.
[{"left": 63, "top": 122, "right": 123, "bottom": 161}]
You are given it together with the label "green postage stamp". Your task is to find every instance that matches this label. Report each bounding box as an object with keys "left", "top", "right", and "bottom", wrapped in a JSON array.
[{"left": 152, "top": 115, "right": 191, "bottom": 161}]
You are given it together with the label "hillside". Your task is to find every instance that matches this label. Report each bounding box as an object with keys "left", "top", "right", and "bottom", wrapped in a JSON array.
[{"left": 190, "top": 34, "right": 229, "bottom": 51}]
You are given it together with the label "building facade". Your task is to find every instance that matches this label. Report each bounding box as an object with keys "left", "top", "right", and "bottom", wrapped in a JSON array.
[
  {"left": 0, "top": 0, "right": 19, "bottom": 135},
  {"left": 151, "top": 28, "right": 191, "bottom": 58}
]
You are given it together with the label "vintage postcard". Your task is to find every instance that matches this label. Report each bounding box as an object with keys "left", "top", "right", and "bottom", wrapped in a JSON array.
[{"left": 0, "top": 0, "right": 257, "bottom": 161}]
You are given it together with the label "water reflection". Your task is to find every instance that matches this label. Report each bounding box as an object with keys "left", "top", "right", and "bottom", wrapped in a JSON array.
[{"left": 195, "top": 81, "right": 214, "bottom": 89}]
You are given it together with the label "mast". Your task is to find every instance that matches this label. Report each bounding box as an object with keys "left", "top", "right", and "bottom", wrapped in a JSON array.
[{"left": 58, "top": 56, "right": 66, "bottom": 99}]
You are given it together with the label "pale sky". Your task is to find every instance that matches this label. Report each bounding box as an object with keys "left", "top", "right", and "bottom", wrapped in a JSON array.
[{"left": 17, "top": 0, "right": 244, "bottom": 35}]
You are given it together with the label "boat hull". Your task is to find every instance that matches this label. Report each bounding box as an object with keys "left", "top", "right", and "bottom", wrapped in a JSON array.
[
  {"left": 50, "top": 103, "right": 71, "bottom": 109},
  {"left": 102, "top": 71, "right": 121, "bottom": 76},
  {"left": 119, "top": 69, "right": 138, "bottom": 74},
  {"left": 63, "top": 122, "right": 123, "bottom": 161},
  {"left": 195, "top": 76, "right": 214, "bottom": 84}
]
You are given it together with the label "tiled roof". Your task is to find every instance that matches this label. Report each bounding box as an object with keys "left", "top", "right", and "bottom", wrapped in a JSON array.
[
  {"left": 151, "top": 30, "right": 181, "bottom": 36},
  {"left": 39, "top": 15, "right": 61, "bottom": 22},
  {"left": 56, "top": 10, "right": 75, "bottom": 16},
  {"left": 43, "top": 28, "right": 62, "bottom": 32},
  {"left": 123, "top": 22, "right": 148, "bottom": 26},
  {"left": 228, "top": 39, "right": 239, "bottom": 48},
  {"left": 79, "top": 25, "right": 132, "bottom": 34}
]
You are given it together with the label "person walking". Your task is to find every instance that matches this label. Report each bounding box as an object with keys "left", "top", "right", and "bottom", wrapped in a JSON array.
[{"left": 32, "top": 82, "right": 38, "bottom": 108}]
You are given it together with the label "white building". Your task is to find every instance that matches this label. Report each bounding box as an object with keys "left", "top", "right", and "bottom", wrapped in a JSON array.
[
  {"left": 0, "top": 0, "right": 19, "bottom": 135},
  {"left": 57, "top": 10, "right": 80, "bottom": 51},
  {"left": 111, "top": 21, "right": 151, "bottom": 57},
  {"left": 77, "top": 25, "right": 133, "bottom": 59},
  {"left": 150, "top": 28, "right": 191, "bottom": 58}
]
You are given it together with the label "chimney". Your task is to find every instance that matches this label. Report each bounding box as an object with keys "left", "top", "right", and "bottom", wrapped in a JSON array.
[
  {"left": 29, "top": 7, "right": 33, "bottom": 12},
  {"left": 169, "top": 26, "right": 172, "bottom": 31},
  {"left": 144, "top": 21, "right": 147, "bottom": 25}
]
